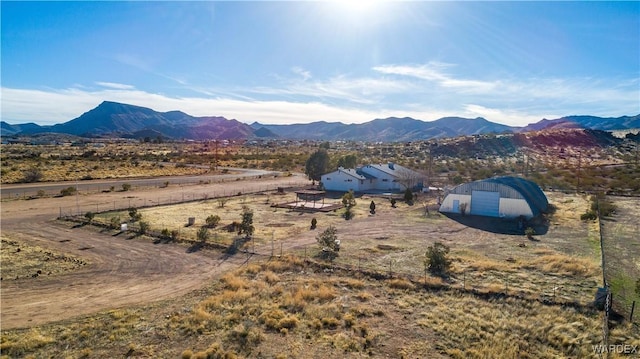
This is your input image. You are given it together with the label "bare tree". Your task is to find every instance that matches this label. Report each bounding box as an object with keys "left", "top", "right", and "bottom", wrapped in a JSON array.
[{"left": 395, "top": 166, "right": 424, "bottom": 191}]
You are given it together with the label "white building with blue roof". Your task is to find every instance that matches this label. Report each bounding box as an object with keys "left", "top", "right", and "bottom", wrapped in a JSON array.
[
  {"left": 439, "top": 176, "right": 548, "bottom": 219},
  {"left": 320, "top": 163, "right": 423, "bottom": 193}
]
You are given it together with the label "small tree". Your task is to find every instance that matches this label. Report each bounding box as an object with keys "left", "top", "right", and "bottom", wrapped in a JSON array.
[
  {"left": 197, "top": 226, "right": 209, "bottom": 242},
  {"left": 84, "top": 211, "right": 95, "bottom": 224},
  {"left": 525, "top": 227, "right": 535, "bottom": 240},
  {"left": 128, "top": 207, "right": 142, "bottom": 222},
  {"left": 316, "top": 225, "right": 339, "bottom": 260},
  {"left": 161, "top": 228, "right": 171, "bottom": 240},
  {"left": 310, "top": 217, "right": 317, "bottom": 230},
  {"left": 218, "top": 198, "right": 228, "bottom": 208},
  {"left": 404, "top": 188, "right": 414, "bottom": 204},
  {"left": 305, "top": 149, "right": 330, "bottom": 183},
  {"left": 60, "top": 186, "right": 77, "bottom": 197},
  {"left": 110, "top": 216, "right": 121, "bottom": 230},
  {"left": 390, "top": 198, "right": 397, "bottom": 208},
  {"left": 122, "top": 183, "right": 132, "bottom": 192},
  {"left": 369, "top": 201, "right": 376, "bottom": 215},
  {"left": 342, "top": 190, "right": 356, "bottom": 220},
  {"left": 206, "top": 214, "right": 221, "bottom": 228},
  {"left": 239, "top": 206, "right": 254, "bottom": 239},
  {"left": 425, "top": 242, "right": 451, "bottom": 276},
  {"left": 138, "top": 221, "right": 149, "bottom": 235},
  {"left": 22, "top": 167, "right": 43, "bottom": 183}
]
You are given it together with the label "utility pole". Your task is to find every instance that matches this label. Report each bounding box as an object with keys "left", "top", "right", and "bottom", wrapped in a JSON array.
[
  {"left": 214, "top": 140, "right": 219, "bottom": 172},
  {"left": 75, "top": 177, "right": 79, "bottom": 215},
  {"left": 576, "top": 150, "right": 582, "bottom": 193},
  {"left": 428, "top": 146, "right": 433, "bottom": 189}
]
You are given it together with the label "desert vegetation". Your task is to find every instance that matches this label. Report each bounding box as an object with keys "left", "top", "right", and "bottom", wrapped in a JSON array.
[
  {"left": 2, "top": 253, "right": 637, "bottom": 358},
  {"left": 2, "top": 131, "right": 639, "bottom": 358},
  {"left": 3, "top": 130, "right": 638, "bottom": 197}
]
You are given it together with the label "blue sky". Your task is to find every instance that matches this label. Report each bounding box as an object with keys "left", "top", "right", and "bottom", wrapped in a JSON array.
[{"left": 2, "top": 1, "right": 639, "bottom": 127}]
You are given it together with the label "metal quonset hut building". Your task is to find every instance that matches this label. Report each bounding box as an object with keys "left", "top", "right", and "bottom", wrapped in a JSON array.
[{"left": 439, "top": 176, "right": 548, "bottom": 219}]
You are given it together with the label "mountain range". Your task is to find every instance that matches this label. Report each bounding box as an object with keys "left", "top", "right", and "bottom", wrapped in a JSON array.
[{"left": 2, "top": 101, "right": 638, "bottom": 142}]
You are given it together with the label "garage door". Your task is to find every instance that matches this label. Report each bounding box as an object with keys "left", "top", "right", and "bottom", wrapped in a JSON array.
[{"left": 471, "top": 190, "right": 500, "bottom": 217}]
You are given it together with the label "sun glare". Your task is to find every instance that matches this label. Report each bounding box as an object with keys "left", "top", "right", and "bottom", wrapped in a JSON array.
[
  {"left": 332, "top": 0, "right": 383, "bottom": 20},
  {"left": 339, "top": 0, "right": 377, "bottom": 14}
]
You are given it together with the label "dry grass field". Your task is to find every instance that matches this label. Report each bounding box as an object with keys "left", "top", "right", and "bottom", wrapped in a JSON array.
[
  {"left": 0, "top": 141, "right": 311, "bottom": 184},
  {"left": 600, "top": 196, "right": 640, "bottom": 322},
  {"left": 3, "top": 183, "right": 639, "bottom": 358},
  {"left": 0, "top": 238, "right": 87, "bottom": 280}
]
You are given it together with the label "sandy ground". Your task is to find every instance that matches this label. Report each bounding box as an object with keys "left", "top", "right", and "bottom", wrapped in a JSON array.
[{"left": 0, "top": 175, "right": 309, "bottom": 329}]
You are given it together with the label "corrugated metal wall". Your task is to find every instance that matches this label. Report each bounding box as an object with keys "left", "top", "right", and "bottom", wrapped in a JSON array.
[
  {"left": 450, "top": 182, "right": 525, "bottom": 200},
  {"left": 439, "top": 194, "right": 471, "bottom": 214},
  {"left": 499, "top": 198, "right": 533, "bottom": 218}
]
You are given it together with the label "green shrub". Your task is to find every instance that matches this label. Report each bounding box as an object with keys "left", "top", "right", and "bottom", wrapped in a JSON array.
[
  {"left": 110, "top": 216, "right": 121, "bottom": 230},
  {"left": 580, "top": 210, "right": 597, "bottom": 221},
  {"left": 425, "top": 242, "right": 451, "bottom": 276},
  {"left": 138, "top": 221, "right": 149, "bottom": 235},
  {"left": 205, "top": 215, "right": 221, "bottom": 228},
  {"left": 128, "top": 207, "right": 142, "bottom": 222},
  {"left": 525, "top": 227, "right": 535, "bottom": 239},
  {"left": 60, "top": 186, "right": 77, "bottom": 197},
  {"left": 197, "top": 227, "right": 209, "bottom": 242},
  {"left": 22, "top": 167, "right": 43, "bottom": 183},
  {"left": 84, "top": 211, "right": 95, "bottom": 223}
]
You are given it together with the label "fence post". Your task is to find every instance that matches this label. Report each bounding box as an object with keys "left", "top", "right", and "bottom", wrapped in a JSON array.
[
  {"left": 631, "top": 301, "right": 636, "bottom": 322},
  {"left": 463, "top": 270, "right": 466, "bottom": 290}
]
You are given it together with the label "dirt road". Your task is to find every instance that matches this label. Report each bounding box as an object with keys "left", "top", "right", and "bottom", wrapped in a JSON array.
[{"left": 0, "top": 175, "right": 309, "bottom": 329}]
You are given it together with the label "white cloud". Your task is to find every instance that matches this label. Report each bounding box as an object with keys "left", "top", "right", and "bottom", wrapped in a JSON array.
[
  {"left": 95, "top": 82, "right": 136, "bottom": 90},
  {"left": 373, "top": 62, "right": 497, "bottom": 93},
  {"left": 291, "top": 67, "right": 312, "bottom": 81},
  {"left": 1, "top": 62, "right": 638, "bottom": 128},
  {"left": 462, "top": 104, "right": 558, "bottom": 127}
]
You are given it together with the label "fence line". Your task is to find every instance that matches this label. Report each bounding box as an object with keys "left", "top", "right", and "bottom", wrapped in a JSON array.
[
  {"left": 57, "top": 181, "right": 305, "bottom": 218},
  {"left": 62, "top": 213, "right": 599, "bottom": 311},
  {"left": 1, "top": 174, "right": 302, "bottom": 200},
  {"left": 595, "top": 198, "right": 610, "bottom": 358}
]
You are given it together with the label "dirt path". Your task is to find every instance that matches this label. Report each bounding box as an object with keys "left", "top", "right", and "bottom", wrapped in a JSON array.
[{"left": 0, "top": 175, "right": 309, "bottom": 329}]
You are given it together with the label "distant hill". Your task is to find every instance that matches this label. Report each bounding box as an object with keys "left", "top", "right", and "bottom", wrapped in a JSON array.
[
  {"left": 519, "top": 115, "right": 640, "bottom": 132},
  {"left": 252, "top": 116, "right": 511, "bottom": 141},
  {"left": 431, "top": 128, "right": 627, "bottom": 159},
  {"left": 2, "top": 101, "right": 638, "bottom": 141},
  {"left": 2, "top": 101, "right": 266, "bottom": 140}
]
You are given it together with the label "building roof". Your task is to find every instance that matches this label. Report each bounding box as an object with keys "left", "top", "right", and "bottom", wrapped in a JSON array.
[
  {"left": 324, "top": 168, "right": 367, "bottom": 180},
  {"left": 364, "top": 163, "right": 420, "bottom": 178},
  {"left": 355, "top": 168, "right": 377, "bottom": 179},
  {"left": 484, "top": 176, "right": 548, "bottom": 215},
  {"left": 449, "top": 176, "right": 548, "bottom": 216}
]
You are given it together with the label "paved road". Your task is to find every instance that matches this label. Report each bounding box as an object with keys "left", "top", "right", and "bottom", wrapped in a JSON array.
[{"left": 0, "top": 168, "right": 283, "bottom": 199}]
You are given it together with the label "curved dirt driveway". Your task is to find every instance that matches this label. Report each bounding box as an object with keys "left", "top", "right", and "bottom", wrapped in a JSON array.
[{"left": 1, "top": 175, "right": 309, "bottom": 329}]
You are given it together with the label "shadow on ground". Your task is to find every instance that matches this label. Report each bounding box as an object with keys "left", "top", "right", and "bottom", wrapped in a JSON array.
[{"left": 442, "top": 213, "right": 549, "bottom": 236}]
